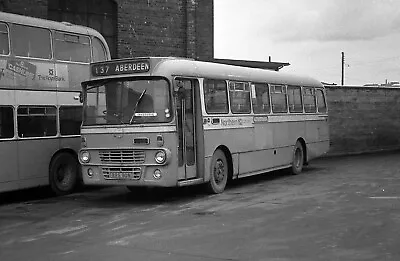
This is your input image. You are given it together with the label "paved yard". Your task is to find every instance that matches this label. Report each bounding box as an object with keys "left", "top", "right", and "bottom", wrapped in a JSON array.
[{"left": 1, "top": 151, "right": 400, "bottom": 261}]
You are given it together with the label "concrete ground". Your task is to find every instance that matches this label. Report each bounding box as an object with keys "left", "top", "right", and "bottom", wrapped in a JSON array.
[{"left": 1, "top": 151, "right": 400, "bottom": 261}]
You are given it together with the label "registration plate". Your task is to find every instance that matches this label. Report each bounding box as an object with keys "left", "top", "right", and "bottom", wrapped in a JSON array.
[{"left": 108, "top": 172, "right": 135, "bottom": 180}]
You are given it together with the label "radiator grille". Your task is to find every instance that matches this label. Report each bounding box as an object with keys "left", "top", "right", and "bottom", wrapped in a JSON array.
[{"left": 99, "top": 150, "right": 145, "bottom": 164}]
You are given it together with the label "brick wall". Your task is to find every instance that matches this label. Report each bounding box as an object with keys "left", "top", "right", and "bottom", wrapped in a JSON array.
[
  {"left": 1, "top": 0, "right": 214, "bottom": 60},
  {"left": 326, "top": 86, "right": 400, "bottom": 155},
  {"left": 114, "top": 0, "right": 213, "bottom": 60}
]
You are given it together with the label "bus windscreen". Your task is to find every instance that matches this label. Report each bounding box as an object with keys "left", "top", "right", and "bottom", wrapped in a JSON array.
[{"left": 83, "top": 78, "right": 172, "bottom": 125}]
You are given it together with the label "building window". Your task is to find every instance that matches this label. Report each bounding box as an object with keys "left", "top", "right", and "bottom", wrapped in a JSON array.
[{"left": 17, "top": 106, "right": 57, "bottom": 138}]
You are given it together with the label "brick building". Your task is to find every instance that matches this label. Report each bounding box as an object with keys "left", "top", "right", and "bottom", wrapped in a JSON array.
[{"left": 0, "top": 0, "right": 214, "bottom": 60}]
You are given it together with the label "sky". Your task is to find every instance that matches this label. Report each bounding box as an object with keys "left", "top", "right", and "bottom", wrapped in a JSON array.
[{"left": 214, "top": 0, "right": 400, "bottom": 86}]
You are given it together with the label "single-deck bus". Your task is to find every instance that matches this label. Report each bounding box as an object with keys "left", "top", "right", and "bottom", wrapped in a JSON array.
[
  {"left": 0, "top": 12, "right": 111, "bottom": 195},
  {"left": 79, "top": 57, "right": 329, "bottom": 193}
]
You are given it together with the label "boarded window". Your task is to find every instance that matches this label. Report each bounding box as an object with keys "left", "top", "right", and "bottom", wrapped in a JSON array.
[
  {"left": 251, "top": 83, "right": 270, "bottom": 114},
  {"left": 11, "top": 24, "right": 51, "bottom": 59},
  {"left": 229, "top": 81, "right": 251, "bottom": 114},
  {"left": 0, "top": 106, "right": 14, "bottom": 139},
  {"left": 316, "top": 89, "right": 327, "bottom": 113},
  {"left": 287, "top": 86, "right": 303, "bottom": 113},
  {"left": 60, "top": 106, "right": 82, "bottom": 135},
  {"left": 271, "top": 84, "right": 288, "bottom": 113},
  {"left": 204, "top": 79, "right": 228, "bottom": 114},
  {"left": 54, "top": 32, "right": 91, "bottom": 63},
  {"left": 17, "top": 106, "right": 57, "bottom": 138},
  {"left": 0, "top": 23, "right": 9, "bottom": 55}
]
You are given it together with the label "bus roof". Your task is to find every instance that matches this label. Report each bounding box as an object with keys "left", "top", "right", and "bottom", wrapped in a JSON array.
[
  {"left": 87, "top": 57, "right": 323, "bottom": 87},
  {"left": 0, "top": 11, "right": 103, "bottom": 37}
]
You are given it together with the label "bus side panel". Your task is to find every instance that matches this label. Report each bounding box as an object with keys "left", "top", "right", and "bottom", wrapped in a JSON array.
[
  {"left": 305, "top": 118, "right": 329, "bottom": 160},
  {"left": 238, "top": 147, "right": 292, "bottom": 176},
  {"left": 56, "top": 63, "right": 90, "bottom": 91},
  {"left": 17, "top": 139, "right": 59, "bottom": 182},
  {"left": 0, "top": 89, "right": 18, "bottom": 192},
  {"left": 16, "top": 90, "right": 60, "bottom": 182},
  {"left": 0, "top": 141, "right": 18, "bottom": 188},
  {"left": 204, "top": 126, "right": 255, "bottom": 177},
  {"left": 307, "top": 140, "right": 330, "bottom": 161}
]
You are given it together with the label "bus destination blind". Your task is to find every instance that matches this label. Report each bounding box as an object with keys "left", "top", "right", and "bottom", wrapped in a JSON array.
[{"left": 91, "top": 60, "right": 150, "bottom": 77}]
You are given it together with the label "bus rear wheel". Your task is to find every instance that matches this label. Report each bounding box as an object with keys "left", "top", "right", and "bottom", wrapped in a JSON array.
[
  {"left": 49, "top": 152, "right": 79, "bottom": 196},
  {"left": 291, "top": 141, "right": 304, "bottom": 175},
  {"left": 207, "top": 149, "right": 228, "bottom": 194}
]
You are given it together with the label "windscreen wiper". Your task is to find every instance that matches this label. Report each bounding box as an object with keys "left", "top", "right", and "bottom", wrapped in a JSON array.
[{"left": 129, "top": 89, "right": 147, "bottom": 124}]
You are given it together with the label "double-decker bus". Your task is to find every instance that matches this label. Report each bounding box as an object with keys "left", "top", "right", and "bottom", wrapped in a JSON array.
[
  {"left": 0, "top": 12, "right": 111, "bottom": 195},
  {"left": 79, "top": 57, "right": 329, "bottom": 194}
]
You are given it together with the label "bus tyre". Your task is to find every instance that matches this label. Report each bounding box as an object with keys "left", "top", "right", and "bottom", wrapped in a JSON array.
[
  {"left": 291, "top": 141, "right": 304, "bottom": 175},
  {"left": 207, "top": 149, "right": 228, "bottom": 194},
  {"left": 49, "top": 153, "right": 79, "bottom": 196}
]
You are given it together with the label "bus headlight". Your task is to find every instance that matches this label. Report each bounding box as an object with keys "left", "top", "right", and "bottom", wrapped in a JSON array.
[
  {"left": 80, "top": 151, "right": 91, "bottom": 163},
  {"left": 154, "top": 150, "right": 166, "bottom": 164}
]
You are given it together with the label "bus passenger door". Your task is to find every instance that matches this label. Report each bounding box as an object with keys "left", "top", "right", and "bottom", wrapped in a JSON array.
[{"left": 175, "top": 78, "right": 203, "bottom": 181}]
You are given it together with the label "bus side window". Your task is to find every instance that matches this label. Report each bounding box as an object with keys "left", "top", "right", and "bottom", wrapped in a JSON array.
[
  {"left": 11, "top": 24, "right": 51, "bottom": 59},
  {"left": 92, "top": 36, "right": 108, "bottom": 62},
  {"left": 252, "top": 83, "right": 270, "bottom": 114},
  {"left": 0, "top": 22, "right": 10, "bottom": 55},
  {"left": 287, "top": 85, "right": 303, "bottom": 113},
  {"left": 271, "top": 84, "right": 288, "bottom": 113},
  {"left": 316, "top": 89, "right": 327, "bottom": 113},
  {"left": 17, "top": 106, "right": 57, "bottom": 138},
  {"left": 303, "top": 87, "right": 317, "bottom": 113},
  {"left": 59, "top": 106, "right": 82, "bottom": 136},
  {"left": 204, "top": 79, "right": 228, "bottom": 114},
  {"left": 0, "top": 106, "right": 14, "bottom": 139},
  {"left": 54, "top": 31, "right": 90, "bottom": 63},
  {"left": 229, "top": 81, "right": 251, "bottom": 114}
]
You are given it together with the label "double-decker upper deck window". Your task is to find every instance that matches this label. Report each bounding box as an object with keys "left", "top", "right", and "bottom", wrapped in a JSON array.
[
  {"left": 303, "top": 87, "right": 317, "bottom": 113},
  {"left": 54, "top": 32, "right": 91, "bottom": 63},
  {"left": 11, "top": 24, "right": 51, "bottom": 59},
  {"left": 204, "top": 79, "right": 228, "bottom": 114},
  {"left": 92, "top": 37, "right": 108, "bottom": 62},
  {"left": 316, "top": 89, "right": 327, "bottom": 113},
  {"left": 17, "top": 106, "right": 57, "bottom": 138},
  {"left": 271, "top": 84, "right": 288, "bottom": 113},
  {"left": 287, "top": 86, "right": 303, "bottom": 113},
  {"left": 229, "top": 81, "right": 251, "bottom": 114},
  {"left": 0, "top": 23, "right": 9, "bottom": 55},
  {"left": 252, "top": 83, "right": 270, "bottom": 114},
  {"left": 0, "top": 106, "right": 14, "bottom": 139}
]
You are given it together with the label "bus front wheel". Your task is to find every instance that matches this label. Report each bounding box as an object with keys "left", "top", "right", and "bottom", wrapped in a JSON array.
[
  {"left": 49, "top": 152, "right": 79, "bottom": 196},
  {"left": 291, "top": 141, "right": 304, "bottom": 175},
  {"left": 207, "top": 149, "right": 228, "bottom": 194}
]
